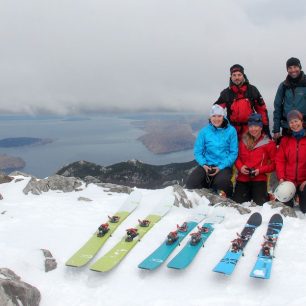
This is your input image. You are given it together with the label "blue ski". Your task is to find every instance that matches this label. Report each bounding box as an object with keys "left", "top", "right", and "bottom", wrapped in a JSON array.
[
  {"left": 138, "top": 212, "right": 206, "bottom": 270},
  {"left": 250, "top": 214, "right": 283, "bottom": 279},
  {"left": 213, "top": 212, "right": 262, "bottom": 276},
  {"left": 167, "top": 215, "right": 224, "bottom": 270}
]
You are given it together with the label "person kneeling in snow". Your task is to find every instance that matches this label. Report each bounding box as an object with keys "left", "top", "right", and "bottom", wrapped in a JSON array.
[
  {"left": 186, "top": 105, "right": 238, "bottom": 198},
  {"left": 233, "top": 114, "right": 276, "bottom": 206}
]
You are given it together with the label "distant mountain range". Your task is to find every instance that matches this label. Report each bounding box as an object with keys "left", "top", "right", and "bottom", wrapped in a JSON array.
[{"left": 56, "top": 159, "right": 197, "bottom": 189}]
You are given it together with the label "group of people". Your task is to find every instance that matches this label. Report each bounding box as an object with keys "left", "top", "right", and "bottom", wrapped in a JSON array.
[{"left": 186, "top": 57, "right": 306, "bottom": 214}]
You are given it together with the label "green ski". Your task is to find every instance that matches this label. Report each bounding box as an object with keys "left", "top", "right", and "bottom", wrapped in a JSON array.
[
  {"left": 90, "top": 191, "right": 175, "bottom": 272},
  {"left": 65, "top": 190, "right": 142, "bottom": 267}
]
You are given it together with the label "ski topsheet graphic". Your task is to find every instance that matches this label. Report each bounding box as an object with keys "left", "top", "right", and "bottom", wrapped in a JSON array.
[
  {"left": 65, "top": 190, "right": 142, "bottom": 267},
  {"left": 138, "top": 211, "right": 207, "bottom": 270},
  {"left": 167, "top": 215, "right": 224, "bottom": 270},
  {"left": 90, "top": 190, "right": 174, "bottom": 272},
  {"left": 250, "top": 213, "right": 283, "bottom": 279},
  {"left": 213, "top": 212, "right": 262, "bottom": 276}
]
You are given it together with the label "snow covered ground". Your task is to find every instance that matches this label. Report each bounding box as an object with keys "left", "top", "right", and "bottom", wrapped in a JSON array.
[{"left": 0, "top": 175, "right": 306, "bottom": 306}]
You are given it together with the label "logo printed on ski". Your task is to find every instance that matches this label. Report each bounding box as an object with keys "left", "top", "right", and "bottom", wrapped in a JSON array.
[{"left": 213, "top": 212, "right": 262, "bottom": 276}]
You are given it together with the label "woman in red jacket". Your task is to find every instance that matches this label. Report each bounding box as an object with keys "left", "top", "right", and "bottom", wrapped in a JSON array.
[
  {"left": 275, "top": 110, "right": 306, "bottom": 212},
  {"left": 233, "top": 113, "right": 276, "bottom": 205}
]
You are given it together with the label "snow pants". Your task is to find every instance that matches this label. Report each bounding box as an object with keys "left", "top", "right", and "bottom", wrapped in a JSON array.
[
  {"left": 186, "top": 166, "right": 233, "bottom": 197},
  {"left": 233, "top": 181, "right": 268, "bottom": 206},
  {"left": 297, "top": 187, "right": 306, "bottom": 213}
]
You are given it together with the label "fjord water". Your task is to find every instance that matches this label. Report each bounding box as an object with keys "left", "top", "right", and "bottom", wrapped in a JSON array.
[{"left": 0, "top": 114, "right": 193, "bottom": 177}]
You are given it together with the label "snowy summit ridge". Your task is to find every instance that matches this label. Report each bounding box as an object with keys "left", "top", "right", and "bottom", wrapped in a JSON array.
[{"left": 0, "top": 172, "right": 305, "bottom": 306}]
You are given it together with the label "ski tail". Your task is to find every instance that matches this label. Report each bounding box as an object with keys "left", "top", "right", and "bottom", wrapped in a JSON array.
[{"left": 213, "top": 212, "right": 262, "bottom": 275}]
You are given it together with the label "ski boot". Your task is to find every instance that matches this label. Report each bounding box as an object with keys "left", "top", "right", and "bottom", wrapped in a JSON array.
[{"left": 125, "top": 228, "right": 139, "bottom": 242}]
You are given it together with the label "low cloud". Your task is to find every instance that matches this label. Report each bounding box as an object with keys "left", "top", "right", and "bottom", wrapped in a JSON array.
[{"left": 0, "top": 0, "right": 305, "bottom": 115}]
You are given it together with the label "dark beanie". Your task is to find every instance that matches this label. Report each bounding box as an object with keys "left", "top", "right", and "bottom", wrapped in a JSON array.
[
  {"left": 248, "top": 113, "right": 263, "bottom": 127},
  {"left": 230, "top": 64, "right": 244, "bottom": 74},
  {"left": 287, "top": 110, "right": 303, "bottom": 122},
  {"left": 286, "top": 57, "right": 302, "bottom": 69}
]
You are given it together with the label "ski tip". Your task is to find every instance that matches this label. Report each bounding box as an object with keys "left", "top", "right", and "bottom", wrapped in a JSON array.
[{"left": 249, "top": 212, "right": 262, "bottom": 226}]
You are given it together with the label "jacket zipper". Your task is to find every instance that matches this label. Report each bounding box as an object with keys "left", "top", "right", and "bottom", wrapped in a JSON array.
[{"left": 295, "top": 139, "right": 299, "bottom": 183}]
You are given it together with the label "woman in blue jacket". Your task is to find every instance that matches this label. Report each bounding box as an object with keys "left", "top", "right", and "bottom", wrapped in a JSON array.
[{"left": 186, "top": 105, "right": 238, "bottom": 197}]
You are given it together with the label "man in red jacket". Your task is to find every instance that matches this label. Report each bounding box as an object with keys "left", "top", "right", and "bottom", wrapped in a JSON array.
[
  {"left": 275, "top": 110, "right": 306, "bottom": 212},
  {"left": 215, "top": 64, "right": 271, "bottom": 139},
  {"left": 233, "top": 113, "right": 276, "bottom": 205}
]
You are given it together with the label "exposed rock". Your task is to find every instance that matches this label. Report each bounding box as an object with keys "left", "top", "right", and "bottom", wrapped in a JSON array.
[
  {"left": 23, "top": 178, "right": 48, "bottom": 195},
  {"left": 265, "top": 201, "right": 297, "bottom": 218},
  {"left": 0, "top": 174, "right": 14, "bottom": 184},
  {"left": 194, "top": 188, "right": 251, "bottom": 215},
  {"left": 0, "top": 268, "right": 41, "bottom": 306},
  {"left": 23, "top": 175, "right": 83, "bottom": 195},
  {"left": 47, "top": 175, "right": 82, "bottom": 192},
  {"left": 96, "top": 183, "right": 132, "bottom": 194},
  {"left": 0, "top": 194, "right": 3, "bottom": 200},
  {"left": 57, "top": 159, "right": 197, "bottom": 189},
  {"left": 14, "top": 178, "right": 24, "bottom": 183},
  {"left": 84, "top": 176, "right": 101, "bottom": 185},
  {"left": 78, "top": 197, "right": 92, "bottom": 202},
  {"left": 173, "top": 185, "right": 193, "bottom": 208},
  {"left": 9, "top": 171, "right": 34, "bottom": 178},
  {"left": 41, "top": 249, "right": 57, "bottom": 272}
]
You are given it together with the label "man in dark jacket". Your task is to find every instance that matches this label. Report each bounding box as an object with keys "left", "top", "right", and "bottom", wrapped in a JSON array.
[
  {"left": 215, "top": 64, "right": 270, "bottom": 139},
  {"left": 273, "top": 57, "right": 306, "bottom": 141}
]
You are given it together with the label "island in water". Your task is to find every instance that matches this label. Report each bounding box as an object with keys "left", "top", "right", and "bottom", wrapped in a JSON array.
[
  {"left": 133, "top": 116, "right": 207, "bottom": 154},
  {"left": 0, "top": 154, "right": 25, "bottom": 173},
  {"left": 0, "top": 137, "right": 53, "bottom": 148}
]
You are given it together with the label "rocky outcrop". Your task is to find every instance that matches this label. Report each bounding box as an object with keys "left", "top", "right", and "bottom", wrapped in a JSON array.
[
  {"left": 57, "top": 159, "right": 197, "bottom": 189},
  {"left": 194, "top": 188, "right": 252, "bottom": 215},
  {"left": 173, "top": 185, "right": 193, "bottom": 208},
  {"left": 23, "top": 175, "right": 83, "bottom": 195},
  {"left": 0, "top": 268, "right": 41, "bottom": 306},
  {"left": 41, "top": 249, "right": 57, "bottom": 273},
  {"left": 95, "top": 183, "right": 132, "bottom": 194},
  {"left": 78, "top": 197, "right": 92, "bottom": 202},
  {"left": 265, "top": 200, "right": 297, "bottom": 218},
  {"left": 9, "top": 171, "right": 34, "bottom": 178},
  {"left": 0, "top": 173, "right": 14, "bottom": 184}
]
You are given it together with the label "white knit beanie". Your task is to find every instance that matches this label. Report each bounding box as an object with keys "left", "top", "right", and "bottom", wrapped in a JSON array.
[{"left": 210, "top": 105, "right": 226, "bottom": 117}]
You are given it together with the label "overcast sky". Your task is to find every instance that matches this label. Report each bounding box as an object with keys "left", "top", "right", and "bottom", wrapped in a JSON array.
[{"left": 1, "top": 0, "right": 306, "bottom": 115}]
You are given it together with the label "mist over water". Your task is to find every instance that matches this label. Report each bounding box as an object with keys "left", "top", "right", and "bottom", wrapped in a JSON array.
[{"left": 0, "top": 113, "right": 194, "bottom": 178}]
